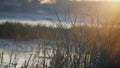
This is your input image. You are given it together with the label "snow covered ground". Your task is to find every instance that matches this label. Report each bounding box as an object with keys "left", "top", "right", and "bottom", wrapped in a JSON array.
[{"left": 0, "top": 39, "right": 57, "bottom": 68}]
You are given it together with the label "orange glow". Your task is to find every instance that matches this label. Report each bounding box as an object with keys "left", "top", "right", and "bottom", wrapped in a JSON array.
[
  {"left": 70, "top": 0, "right": 120, "bottom": 2},
  {"left": 109, "top": 0, "right": 120, "bottom": 2}
]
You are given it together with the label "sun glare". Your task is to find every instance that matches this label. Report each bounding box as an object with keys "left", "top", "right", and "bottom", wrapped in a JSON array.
[
  {"left": 71, "top": 0, "right": 120, "bottom": 2},
  {"left": 109, "top": 0, "right": 120, "bottom": 2}
]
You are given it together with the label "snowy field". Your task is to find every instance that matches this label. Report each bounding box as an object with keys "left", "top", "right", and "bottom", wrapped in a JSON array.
[{"left": 0, "top": 39, "right": 58, "bottom": 68}]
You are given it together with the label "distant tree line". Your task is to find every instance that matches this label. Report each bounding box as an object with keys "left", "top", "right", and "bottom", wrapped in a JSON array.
[{"left": 0, "top": 22, "right": 70, "bottom": 40}]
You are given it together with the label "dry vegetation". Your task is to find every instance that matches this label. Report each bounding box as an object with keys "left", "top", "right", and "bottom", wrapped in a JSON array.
[
  {"left": 0, "top": 22, "right": 120, "bottom": 68},
  {"left": 0, "top": 0, "right": 120, "bottom": 68}
]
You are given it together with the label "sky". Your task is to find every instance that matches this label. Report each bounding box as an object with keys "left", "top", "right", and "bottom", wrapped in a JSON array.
[
  {"left": 40, "top": 0, "right": 56, "bottom": 4},
  {"left": 40, "top": 0, "right": 120, "bottom": 4},
  {"left": 0, "top": 0, "right": 120, "bottom": 24}
]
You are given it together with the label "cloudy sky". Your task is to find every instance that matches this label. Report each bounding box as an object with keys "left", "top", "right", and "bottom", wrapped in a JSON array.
[
  {"left": 0, "top": 0, "right": 120, "bottom": 24},
  {"left": 40, "top": 0, "right": 120, "bottom": 4}
]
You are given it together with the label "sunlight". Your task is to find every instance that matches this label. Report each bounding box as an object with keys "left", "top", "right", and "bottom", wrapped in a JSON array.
[
  {"left": 109, "top": 0, "right": 120, "bottom": 2},
  {"left": 71, "top": 0, "right": 120, "bottom": 2},
  {"left": 102, "top": 1, "right": 120, "bottom": 24},
  {"left": 105, "top": 2, "right": 120, "bottom": 12}
]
